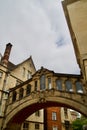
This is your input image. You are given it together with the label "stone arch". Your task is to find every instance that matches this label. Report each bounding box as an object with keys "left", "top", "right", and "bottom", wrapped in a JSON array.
[{"left": 3, "top": 92, "right": 87, "bottom": 130}]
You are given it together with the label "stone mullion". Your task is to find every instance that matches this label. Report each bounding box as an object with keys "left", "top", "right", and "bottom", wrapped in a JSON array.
[
  {"left": 45, "top": 76, "right": 48, "bottom": 89},
  {"left": 62, "top": 78, "right": 66, "bottom": 91},
  {"left": 23, "top": 86, "right": 26, "bottom": 97},
  {"left": 16, "top": 89, "right": 19, "bottom": 101},
  {"left": 52, "top": 76, "right": 56, "bottom": 89},
  {"left": 9, "top": 92, "right": 13, "bottom": 104},
  {"left": 82, "top": 85, "right": 86, "bottom": 94},
  {"left": 72, "top": 80, "right": 77, "bottom": 93},
  {"left": 38, "top": 79, "right": 40, "bottom": 91}
]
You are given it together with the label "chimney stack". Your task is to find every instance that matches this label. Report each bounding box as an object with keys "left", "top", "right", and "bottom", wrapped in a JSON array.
[{"left": 1, "top": 43, "right": 12, "bottom": 65}]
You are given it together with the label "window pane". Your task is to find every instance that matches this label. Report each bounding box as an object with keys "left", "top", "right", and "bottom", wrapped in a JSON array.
[
  {"left": 52, "top": 112, "right": 57, "bottom": 120},
  {"left": 26, "top": 84, "right": 31, "bottom": 95},
  {"left": 53, "top": 126, "right": 58, "bottom": 130},
  {"left": 12, "top": 91, "right": 17, "bottom": 102},
  {"left": 27, "top": 71, "right": 31, "bottom": 79},
  {"left": 48, "top": 78, "right": 52, "bottom": 89},
  {"left": 35, "top": 81, "right": 37, "bottom": 91},
  {"left": 19, "top": 88, "right": 24, "bottom": 99},
  {"left": 23, "top": 122, "right": 29, "bottom": 130},
  {"left": 40, "top": 75, "right": 45, "bottom": 90},
  {"left": 65, "top": 80, "right": 73, "bottom": 92},
  {"left": 35, "top": 123, "right": 39, "bottom": 129},
  {"left": 56, "top": 80, "right": 62, "bottom": 90},
  {"left": 35, "top": 111, "right": 40, "bottom": 116},
  {"left": 76, "top": 81, "right": 83, "bottom": 93}
]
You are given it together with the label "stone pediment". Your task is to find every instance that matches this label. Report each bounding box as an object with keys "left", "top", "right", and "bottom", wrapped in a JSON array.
[{"left": 32, "top": 66, "right": 54, "bottom": 80}]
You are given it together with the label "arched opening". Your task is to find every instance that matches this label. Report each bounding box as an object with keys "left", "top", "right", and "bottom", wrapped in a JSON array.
[
  {"left": 40, "top": 75, "right": 46, "bottom": 90},
  {"left": 56, "top": 79, "right": 62, "bottom": 91},
  {"left": 65, "top": 80, "right": 73, "bottom": 92},
  {"left": 12, "top": 91, "right": 17, "bottom": 102},
  {"left": 19, "top": 88, "right": 24, "bottom": 99},
  {"left": 26, "top": 84, "right": 31, "bottom": 95},
  {"left": 76, "top": 81, "right": 83, "bottom": 93},
  {"left": 6, "top": 101, "right": 85, "bottom": 130}
]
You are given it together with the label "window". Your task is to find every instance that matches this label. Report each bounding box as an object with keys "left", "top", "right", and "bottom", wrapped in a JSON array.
[
  {"left": 65, "top": 80, "right": 73, "bottom": 92},
  {"left": 52, "top": 112, "right": 57, "bottom": 120},
  {"left": 40, "top": 75, "right": 45, "bottom": 90},
  {"left": 12, "top": 91, "right": 17, "bottom": 102},
  {"left": 35, "top": 110, "right": 40, "bottom": 116},
  {"left": 48, "top": 78, "right": 52, "bottom": 89},
  {"left": 23, "top": 122, "right": 29, "bottom": 130},
  {"left": 26, "top": 84, "right": 31, "bottom": 95},
  {"left": 0, "top": 71, "right": 3, "bottom": 78},
  {"left": 53, "top": 126, "right": 58, "bottom": 130},
  {"left": 23, "top": 67, "right": 26, "bottom": 77},
  {"left": 19, "top": 88, "right": 24, "bottom": 99},
  {"left": 64, "top": 108, "right": 68, "bottom": 119},
  {"left": 65, "top": 120, "right": 70, "bottom": 130},
  {"left": 27, "top": 71, "right": 31, "bottom": 79},
  {"left": 35, "top": 81, "right": 37, "bottom": 91},
  {"left": 35, "top": 123, "right": 39, "bottom": 129},
  {"left": 16, "top": 80, "right": 21, "bottom": 86},
  {"left": 56, "top": 80, "right": 62, "bottom": 90},
  {"left": 76, "top": 81, "right": 83, "bottom": 93}
]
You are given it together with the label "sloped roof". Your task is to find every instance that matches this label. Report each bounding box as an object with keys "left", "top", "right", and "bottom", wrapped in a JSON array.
[{"left": 7, "top": 56, "right": 36, "bottom": 71}]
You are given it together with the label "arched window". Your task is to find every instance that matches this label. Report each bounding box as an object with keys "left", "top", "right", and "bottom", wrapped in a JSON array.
[
  {"left": 40, "top": 75, "right": 45, "bottom": 90},
  {"left": 56, "top": 80, "right": 62, "bottom": 91},
  {"left": 35, "top": 81, "right": 37, "bottom": 91},
  {"left": 76, "top": 81, "right": 83, "bottom": 93},
  {"left": 48, "top": 78, "right": 52, "bottom": 89},
  {"left": 65, "top": 80, "right": 73, "bottom": 92},
  {"left": 19, "top": 88, "right": 24, "bottom": 99},
  {"left": 12, "top": 91, "right": 17, "bottom": 102},
  {"left": 26, "top": 84, "right": 31, "bottom": 95}
]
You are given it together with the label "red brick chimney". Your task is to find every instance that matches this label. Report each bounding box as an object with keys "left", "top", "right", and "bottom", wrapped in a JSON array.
[{"left": 1, "top": 43, "right": 12, "bottom": 65}]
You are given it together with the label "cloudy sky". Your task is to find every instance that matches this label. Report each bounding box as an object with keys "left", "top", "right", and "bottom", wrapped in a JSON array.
[{"left": 0, "top": 0, "right": 80, "bottom": 74}]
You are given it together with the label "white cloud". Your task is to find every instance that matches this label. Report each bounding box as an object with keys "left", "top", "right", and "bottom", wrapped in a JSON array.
[{"left": 0, "top": 0, "right": 80, "bottom": 74}]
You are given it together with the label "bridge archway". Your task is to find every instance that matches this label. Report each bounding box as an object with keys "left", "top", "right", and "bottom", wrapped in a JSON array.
[{"left": 3, "top": 67, "right": 87, "bottom": 130}]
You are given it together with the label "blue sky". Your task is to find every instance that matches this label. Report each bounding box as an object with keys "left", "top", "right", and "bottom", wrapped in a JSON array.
[{"left": 0, "top": 0, "right": 80, "bottom": 74}]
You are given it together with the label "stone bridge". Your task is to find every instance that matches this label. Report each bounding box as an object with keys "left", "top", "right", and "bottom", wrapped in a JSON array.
[{"left": 3, "top": 67, "right": 87, "bottom": 130}]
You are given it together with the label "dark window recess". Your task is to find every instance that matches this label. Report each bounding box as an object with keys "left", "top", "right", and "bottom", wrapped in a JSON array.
[
  {"left": 26, "top": 84, "right": 31, "bottom": 95},
  {"left": 19, "top": 88, "right": 24, "bottom": 99},
  {"left": 12, "top": 91, "right": 17, "bottom": 102}
]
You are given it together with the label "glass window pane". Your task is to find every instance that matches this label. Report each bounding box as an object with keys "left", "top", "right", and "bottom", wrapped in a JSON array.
[
  {"left": 56, "top": 80, "right": 62, "bottom": 90},
  {"left": 35, "top": 81, "right": 37, "bottom": 91},
  {"left": 65, "top": 80, "right": 73, "bottom": 92},
  {"left": 40, "top": 75, "right": 45, "bottom": 90},
  {"left": 53, "top": 126, "right": 58, "bottom": 130},
  {"left": 12, "top": 91, "right": 17, "bottom": 102},
  {"left": 26, "top": 84, "right": 31, "bottom": 95},
  {"left": 52, "top": 112, "right": 57, "bottom": 120},
  {"left": 48, "top": 78, "right": 52, "bottom": 89},
  {"left": 19, "top": 88, "right": 24, "bottom": 99},
  {"left": 76, "top": 81, "right": 83, "bottom": 93}
]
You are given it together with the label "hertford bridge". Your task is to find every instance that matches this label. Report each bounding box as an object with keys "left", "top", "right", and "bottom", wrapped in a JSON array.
[{"left": 3, "top": 67, "right": 87, "bottom": 130}]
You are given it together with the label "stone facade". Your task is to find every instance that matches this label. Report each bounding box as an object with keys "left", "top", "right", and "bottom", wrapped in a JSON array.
[
  {"left": 62, "top": 0, "right": 87, "bottom": 81},
  {"left": 0, "top": 43, "right": 44, "bottom": 130}
]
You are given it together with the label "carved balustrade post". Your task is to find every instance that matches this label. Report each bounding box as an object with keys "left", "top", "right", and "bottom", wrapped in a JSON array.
[{"left": 23, "top": 85, "right": 26, "bottom": 97}]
